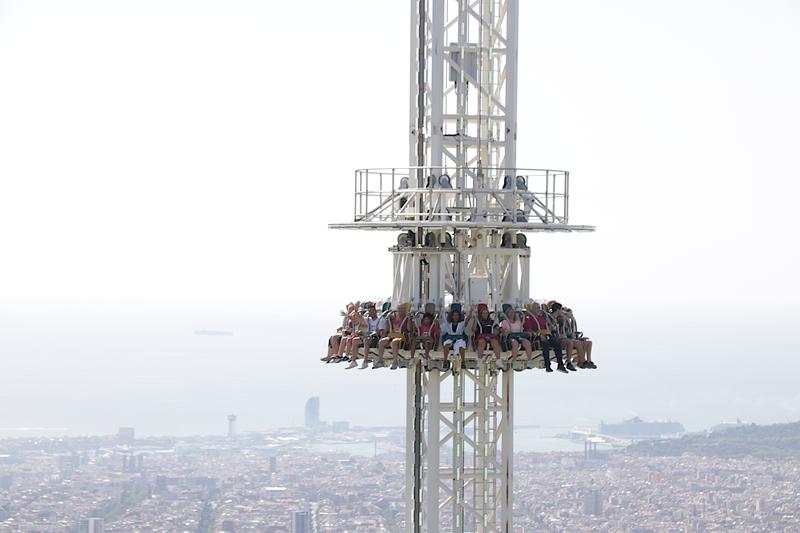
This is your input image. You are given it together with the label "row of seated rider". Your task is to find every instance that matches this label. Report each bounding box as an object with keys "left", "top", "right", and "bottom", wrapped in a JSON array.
[
  {"left": 468, "top": 301, "right": 596, "bottom": 372},
  {"left": 414, "top": 175, "right": 535, "bottom": 223},
  {"left": 433, "top": 301, "right": 594, "bottom": 373},
  {"left": 416, "top": 174, "right": 531, "bottom": 191},
  {"left": 322, "top": 301, "right": 595, "bottom": 372},
  {"left": 322, "top": 301, "right": 435, "bottom": 370}
]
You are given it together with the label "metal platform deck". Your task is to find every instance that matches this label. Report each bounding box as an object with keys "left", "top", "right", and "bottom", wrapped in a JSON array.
[
  {"left": 323, "top": 348, "right": 588, "bottom": 372},
  {"left": 329, "top": 221, "right": 595, "bottom": 232}
]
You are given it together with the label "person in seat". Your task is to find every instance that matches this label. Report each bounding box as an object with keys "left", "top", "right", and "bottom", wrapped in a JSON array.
[
  {"left": 523, "top": 303, "right": 541, "bottom": 348},
  {"left": 471, "top": 304, "right": 502, "bottom": 364},
  {"left": 529, "top": 302, "right": 569, "bottom": 373},
  {"left": 411, "top": 311, "right": 437, "bottom": 364},
  {"left": 548, "top": 301, "right": 578, "bottom": 372},
  {"left": 361, "top": 302, "right": 388, "bottom": 369},
  {"left": 564, "top": 307, "right": 596, "bottom": 369},
  {"left": 441, "top": 306, "right": 469, "bottom": 372},
  {"left": 378, "top": 303, "right": 412, "bottom": 370},
  {"left": 345, "top": 306, "right": 371, "bottom": 369},
  {"left": 500, "top": 305, "right": 533, "bottom": 369},
  {"left": 322, "top": 302, "right": 355, "bottom": 363}
]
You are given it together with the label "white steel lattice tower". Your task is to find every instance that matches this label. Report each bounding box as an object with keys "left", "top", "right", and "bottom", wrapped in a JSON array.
[{"left": 329, "top": 1, "right": 595, "bottom": 532}]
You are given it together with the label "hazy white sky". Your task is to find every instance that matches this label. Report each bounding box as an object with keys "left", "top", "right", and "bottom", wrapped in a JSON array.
[
  {"left": 1, "top": 0, "right": 798, "bottom": 309},
  {"left": 1, "top": 0, "right": 799, "bottom": 435}
]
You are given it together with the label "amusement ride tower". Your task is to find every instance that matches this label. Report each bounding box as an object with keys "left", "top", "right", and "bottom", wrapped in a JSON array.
[{"left": 328, "top": 1, "right": 594, "bottom": 531}]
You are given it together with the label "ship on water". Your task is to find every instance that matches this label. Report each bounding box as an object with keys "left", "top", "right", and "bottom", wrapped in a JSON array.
[
  {"left": 600, "top": 417, "right": 686, "bottom": 439},
  {"left": 194, "top": 330, "right": 234, "bottom": 337}
]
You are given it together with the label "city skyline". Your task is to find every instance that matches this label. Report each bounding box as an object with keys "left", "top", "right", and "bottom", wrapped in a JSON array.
[{"left": 2, "top": 422, "right": 799, "bottom": 531}]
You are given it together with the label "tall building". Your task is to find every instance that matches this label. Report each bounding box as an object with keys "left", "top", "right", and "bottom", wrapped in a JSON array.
[
  {"left": 117, "top": 427, "right": 135, "bottom": 444},
  {"left": 304, "top": 397, "right": 320, "bottom": 429},
  {"left": 78, "top": 518, "right": 104, "bottom": 533},
  {"left": 291, "top": 510, "right": 311, "bottom": 533},
  {"left": 89, "top": 518, "right": 104, "bottom": 533},
  {"left": 331, "top": 421, "right": 350, "bottom": 433},
  {"left": 584, "top": 489, "right": 603, "bottom": 516},
  {"left": 227, "top": 414, "right": 237, "bottom": 438}
]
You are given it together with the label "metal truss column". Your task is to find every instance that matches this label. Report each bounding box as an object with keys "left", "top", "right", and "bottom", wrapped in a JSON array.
[
  {"left": 504, "top": 0, "right": 519, "bottom": 170},
  {"left": 501, "top": 370, "right": 514, "bottom": 532},
  {"left": 452, "top": 371, "right": 466, "bottom": 532},
  {"left": 426, "top": 370, "right": 442, "bottom": 531},
  {"left": 407, "top": 363, "right": 425, "bottom": 533},
  {"left": 406, "top": 365, "right": 514, "bottom": 533},
  {"left": 475, "top": 368, "right": 491, "bottom": 532},
  {"left": 430, "top": 0, "right": 445, "bottom": 171}
]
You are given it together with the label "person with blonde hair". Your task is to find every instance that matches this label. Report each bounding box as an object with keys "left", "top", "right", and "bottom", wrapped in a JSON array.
[
  {"left": 345, "top": 306, "right": 371, "bottom": 369},
  {"left": 322, "top": 302, "right": 356, "bottom": 363},
  {"left": 378, "top": 303, "right": 413, "bottom": 369}
]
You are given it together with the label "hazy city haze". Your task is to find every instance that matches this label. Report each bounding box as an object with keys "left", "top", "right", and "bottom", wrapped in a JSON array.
[{"left": 1, "top": 0, "right": 799, "bottom": 437}]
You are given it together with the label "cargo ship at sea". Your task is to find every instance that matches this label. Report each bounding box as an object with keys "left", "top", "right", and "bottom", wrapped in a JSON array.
[{"left": 600, "top": 417, "right": 686, "bottom": 439}]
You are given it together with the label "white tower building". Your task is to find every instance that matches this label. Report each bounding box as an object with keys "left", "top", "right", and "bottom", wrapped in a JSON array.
[
  {"left": 227, "top": 414, "right": 237, "bottom": 439},
  {"left": 329, "top": 1, "right": 594, "bottom": 532}
]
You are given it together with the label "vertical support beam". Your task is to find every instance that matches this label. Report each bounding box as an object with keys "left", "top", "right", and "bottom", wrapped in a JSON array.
[
  {"left": 479, "top": 0, "right": 493, "bottom": 168},
  {"left": 452, "top": 371, "right": 465, "bottom": 532},
  {"left": 503, "top": 252, "right": 519, "bottom": 305},
  {"left": 410, "top": 252, "right": 420, "bottom": 305},
  {"left": 394, "top": 253, "right": 404, "bottom": 306},
  {"left": 476, "top": 368, "right": 489, "bottom": 533},
  {"left": 504, "top": 0, "right": 520, "bottom": 171},
  {"left": 406, "top": 365, "right": 416, "bottom": 532},
  {"left": 501, "top": 370, "right": 514, "bottom": 532},
  {"left": 519, "top": 252, "right": 530, "bottom": 302},
  {"left": 410, "top": 0, "right": 421, "bottom": 169},
  {"left": 428, "top": 254, "right": 441, "bottom": 309},
  {"left": 455, "top": 0, "right": 469, "bottom": 190},
  {"left": 430, "top": 0, "right": 445, "bottom": 172},
  {"left": 426, "top": 371, "right": 441, "bottom": 531},
  {"left": 407, "top": 364, "right": 425, "bottom": 533}
]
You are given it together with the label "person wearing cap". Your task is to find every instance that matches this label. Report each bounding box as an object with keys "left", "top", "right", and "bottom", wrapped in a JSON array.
[
  {"left": 499, "top": 304, "right": 533, "bottom": 369},
  {"left": 441, "top": 306, "right": 469, "bottom": 372}
]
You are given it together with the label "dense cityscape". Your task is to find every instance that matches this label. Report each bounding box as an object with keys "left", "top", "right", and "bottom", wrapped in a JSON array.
[{"left": 1, "top": 407, "right": 799, "bottom": 533}]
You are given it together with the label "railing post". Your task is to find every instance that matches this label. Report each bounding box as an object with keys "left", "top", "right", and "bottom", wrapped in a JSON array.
[
  {"left": 545, "top": 170, "right": 550, "bottom": 224},
  {"left": 565, "top": 171, "right": 570, "bottom": 224},
  {"left": 391, "top": 168, "right": 396, "bottom": 220},
  {"left": 552, "top": 171, "right": 557, "bottom": 224}
]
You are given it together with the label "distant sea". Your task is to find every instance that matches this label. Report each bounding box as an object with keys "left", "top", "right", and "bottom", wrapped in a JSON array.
[
  {"left": 308, "top": 426, "right": 607, "bottom": 457},
  {"left": 3, "top": 305, "right": 799, "bottom": 438}
]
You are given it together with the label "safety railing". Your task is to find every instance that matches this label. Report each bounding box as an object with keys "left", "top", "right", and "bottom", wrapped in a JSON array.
[{"left": 353, "top": 167, "right": 570, "bottom": 225}]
